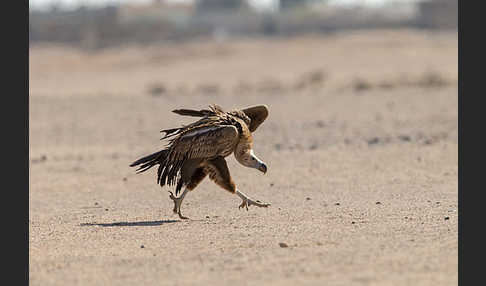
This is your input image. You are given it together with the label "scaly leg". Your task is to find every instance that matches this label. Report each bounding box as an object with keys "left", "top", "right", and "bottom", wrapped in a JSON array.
[
  {"left": 168, "top": 188, "right": 189, "bottom": 219},
  {"left": 236, "top": 189, "right": 271, "bottom": 211}
]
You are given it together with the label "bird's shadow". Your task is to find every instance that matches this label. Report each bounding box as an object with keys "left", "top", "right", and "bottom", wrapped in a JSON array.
[{"left": 80, "top": 219, "right": 179, "bottom": 227}]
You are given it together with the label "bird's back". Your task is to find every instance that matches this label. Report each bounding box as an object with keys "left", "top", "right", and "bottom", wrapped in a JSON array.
[{"left": 161, "top": 106, "right": 249, "bottom": 146}]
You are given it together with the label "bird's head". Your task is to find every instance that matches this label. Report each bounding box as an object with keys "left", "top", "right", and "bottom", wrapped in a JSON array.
[{"left": 235, "top": 149, "right": 267, "bottom": 174}]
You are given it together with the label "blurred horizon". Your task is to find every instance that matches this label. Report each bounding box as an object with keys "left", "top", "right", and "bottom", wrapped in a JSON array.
[
  {"left": 30, "top": 0, "right": 423, "bottom": 12},
  {"left": 29, "top": 0, "right": 456, "bottom": 50}
]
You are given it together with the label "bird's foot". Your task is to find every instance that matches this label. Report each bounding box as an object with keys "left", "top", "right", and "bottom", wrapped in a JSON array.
[
  {"left": 168, "top": 191, "right": 189, "bottom": 220},
  {"left": 236, "top": 190, "right": 271, "bottom": 211},
  {"left": 238, "top": 198, "right": 271, "bottom": 210}
]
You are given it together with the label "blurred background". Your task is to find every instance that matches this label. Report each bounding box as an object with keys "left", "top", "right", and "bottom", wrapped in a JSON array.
[{"left": 30, "top": 0, "right": 457, "bottom": 49}]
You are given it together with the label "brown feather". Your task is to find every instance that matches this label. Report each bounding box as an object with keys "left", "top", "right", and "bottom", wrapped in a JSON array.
[
  {"left": 130, "top": 104, "right": 267, "bottom": 197},
  {"left": 241, "top": 105, "right": 269, "bottom": 132},
  {"left": 172, "top": 108, "right": 213, "bottom": 117},
  {"left": 204, "top": 157, "right": 236, "bottom": 193}
]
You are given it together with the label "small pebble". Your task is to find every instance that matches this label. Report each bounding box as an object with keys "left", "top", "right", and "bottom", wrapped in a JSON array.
[
  {"left": 105, "top": 208, "right": 109, "bottom": 211},
  {"left": 398, "top": 135, "right": 411, "bottom": 142},
  {"left": 376, "top": 201, "right": 381, "bottom": 205},
  {"left": 306, "top": 197, "right": 311, "bottom": 201},
  {"left": 123, "top": 177, "right": 127, "bottom": 181},
  {"left": 367, "top": 137, "right": 380, "bottom": 145},
  {"left": 140, "top": 245, "right": 145, "bottom": 248},
  {"left": 279, "top": 242, "right": 288, "bottom": 248},
  {"left": 444, "top": 217, "right": 450, "bottom": 220},
  {"left": 206, "top": 216, "right": 210, "bottom": 219},
  {"left": 94, "top": 202, "right": 98, "bottom": 205},
  {"left": 270, "top": 183, "right": 274, "bottom": 187},
  {"left": 316, "top": 120, "right": 326, "bottom": 128},
  {"left": 351, "top": 221, "right": 356, "bottom": 224},
  {"left": 335, "top": 203, "right": 340, "bottom": 206}
]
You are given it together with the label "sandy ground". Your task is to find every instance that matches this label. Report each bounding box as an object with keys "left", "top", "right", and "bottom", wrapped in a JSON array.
[{"left": 29, "top": 29, "right": 458, "bottom": 285}]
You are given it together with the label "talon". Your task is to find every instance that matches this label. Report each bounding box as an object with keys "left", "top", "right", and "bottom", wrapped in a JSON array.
[
  {"left": 239, "top": 201, "right": 245, "bottom": 210},
  {"left": 239, "top": 199, "right": 249, "bottom": 210},
  {"left": 178, "top": 211, "right": 189, "bottom": 220}
]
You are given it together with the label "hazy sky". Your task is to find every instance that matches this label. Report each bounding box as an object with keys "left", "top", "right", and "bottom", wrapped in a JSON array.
[
  {"left": 29, "top": 0, "right": 272, "bottom": 10},
  {"left": 29, "top": 0, "right": 418, "bottom": 11}
]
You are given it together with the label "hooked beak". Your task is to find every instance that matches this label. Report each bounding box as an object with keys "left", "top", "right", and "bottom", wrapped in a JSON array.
[{"left": 258, "top": 163, "right": 267, "bottom": 174}]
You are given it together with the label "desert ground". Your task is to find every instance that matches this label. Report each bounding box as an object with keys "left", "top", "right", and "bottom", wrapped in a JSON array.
[{"left": 29, "top": 29, "right": 458, "bottom": 285}]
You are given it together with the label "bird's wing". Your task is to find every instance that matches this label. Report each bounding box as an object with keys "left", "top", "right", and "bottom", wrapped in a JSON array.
[
  {"left": 158, "top": 125, "right": 238, "bottom": 187},
  {"left": 169, "top": 125, "right": 239, "bottom": 160},
  {"left": 171, "top": 104, "right": 224, "bottom": 118},
  {"left": 241, "top": 105, "right": 269, "bottom": 132},
  {"left": 171, "top": 108, "right": 214, "bottom": 118}
]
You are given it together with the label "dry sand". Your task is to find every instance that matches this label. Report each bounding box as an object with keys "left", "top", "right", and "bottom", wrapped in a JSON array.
[{"left": 29, "top": 29, "right": 458, "bottom": 285}]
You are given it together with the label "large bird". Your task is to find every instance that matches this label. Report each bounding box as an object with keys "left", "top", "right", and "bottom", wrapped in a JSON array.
[{"left": 130, "top": 104, "right": 270, "bottom": 219}]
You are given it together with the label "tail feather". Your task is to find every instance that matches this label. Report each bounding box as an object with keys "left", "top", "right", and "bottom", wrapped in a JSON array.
[{"left": 129, "top": 150, "right": 168, "bottom": 173}]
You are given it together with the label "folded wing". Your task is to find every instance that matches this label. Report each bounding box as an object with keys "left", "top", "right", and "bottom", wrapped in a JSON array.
[{"left": 158, "top": 125, "right": 239, "bottom": 187}]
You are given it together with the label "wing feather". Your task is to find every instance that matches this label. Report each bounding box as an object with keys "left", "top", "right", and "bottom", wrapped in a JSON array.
[
  {"left": 241, "top": 105, "right": 269, "bottom": 132},
  {"left": 167, "top": 125, "right": 239, "bottom": 162},
  {"left": 156, "top": 125, "right": 239, "bottom": 187},
  {"left": 171, "top": 108, "right": 213, "bottom": 117}
]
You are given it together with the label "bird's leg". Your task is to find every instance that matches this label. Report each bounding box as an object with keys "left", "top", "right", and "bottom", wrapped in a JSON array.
[
  {"left": 236, "top": 189, "right": 271, "bottom": 211},
  {"left": 168, "top": 188, "right": 189, "bottom": 219}
]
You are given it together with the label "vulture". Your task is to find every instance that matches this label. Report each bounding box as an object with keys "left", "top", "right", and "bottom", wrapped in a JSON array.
[{"left": 130, "top": 104, "right": 270, "bottom": 219}]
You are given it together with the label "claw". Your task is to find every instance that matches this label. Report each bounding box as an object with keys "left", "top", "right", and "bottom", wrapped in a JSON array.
[
  {"left": 169, "top": 190, "right": 189, "bottom": 220},
  {"left": 178, "top": 211, "right": 189, "bottom": 220},
  {"left": 239, "top": 199, "right": 249, "bottom": 211}
]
